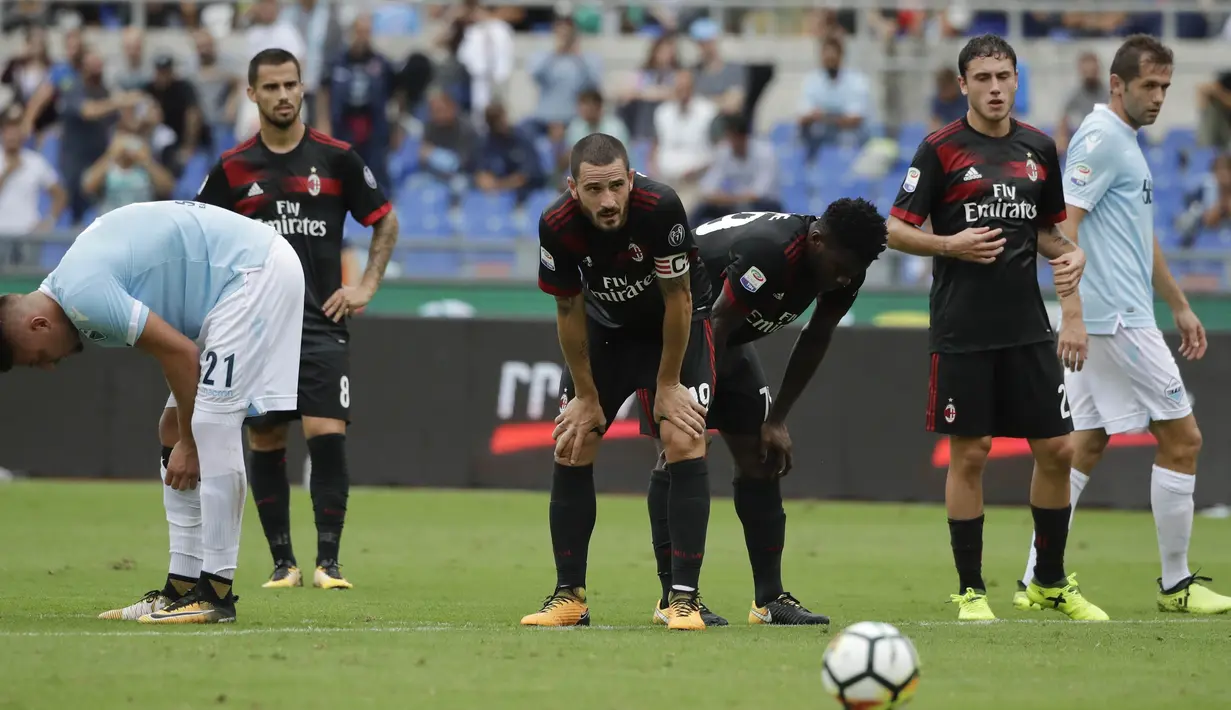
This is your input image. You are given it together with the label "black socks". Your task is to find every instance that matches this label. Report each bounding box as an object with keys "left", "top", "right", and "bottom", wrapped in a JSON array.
[
  {"left": 307, "top": 434, "right": 349, "bottom": 565},
  {"left": 734, "top": 477, "right": 786, "bottom": 606},
  {"left": 550, "top": 463, "right": 596, "bottom": 589},
  {"left": 948, "top": 515, "right": 986, "bottom": 593}
]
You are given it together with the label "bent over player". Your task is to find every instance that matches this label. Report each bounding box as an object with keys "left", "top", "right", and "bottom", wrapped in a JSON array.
[
  {"left": 196, "top": 49, "right": 398, "bottom": 590},
  {"left": 640, "top": 201, "right": 887, "bottom": 627},
  {"left": 521, "top": 133, "right": 715, "bottom": 631},
  {"left": 0, "top": 200, "right": 305, "bottom": 623},
  {"left": 887, "top": 34, "right": 1107, "bottom": 621},
  {"left": 1014, "top": 35, "right": 1231, "bottom": 614}
]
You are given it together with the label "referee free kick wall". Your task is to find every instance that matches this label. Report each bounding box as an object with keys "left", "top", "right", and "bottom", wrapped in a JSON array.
[{"left": 3, "top": 318, "right": 1229, "bottom": 512}]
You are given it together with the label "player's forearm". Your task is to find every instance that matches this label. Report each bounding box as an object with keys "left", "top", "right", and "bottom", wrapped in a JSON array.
[
  {"left": 768, "top": 320, "right": 832, "bottom": 425},
  {"left": 1152, "top": 236, "right": 1190, "bottom": 313},
  {"left": 555, "top": 295, "right": 598, "bottom": 398},
  {"left": 656, "top": 279, "right": 692, "bottom": 387},
  {"left": 1037, "top": 223, "right": 1078, "bottom": 259},
  {"left": 887, "top": 217, "right": 948, "bottom": 257},
  {"left": 360, "top": 211, "right": 399, "bottom": 294},
  {"left": 162, "top": 351, "right": 201, "bottom": 446}
]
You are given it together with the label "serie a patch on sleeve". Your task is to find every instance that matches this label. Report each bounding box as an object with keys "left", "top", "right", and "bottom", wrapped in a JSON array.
[{"left": 740, "top": 266, "right": 766, "bottom": 292}]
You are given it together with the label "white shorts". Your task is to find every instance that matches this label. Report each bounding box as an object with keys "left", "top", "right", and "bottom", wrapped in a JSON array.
[
  {"left": 166, "top": 237, "right": 304, "bottom": 416},
  {"left": 1065, "top": 326, "right": 1192, "bottom": 434}
]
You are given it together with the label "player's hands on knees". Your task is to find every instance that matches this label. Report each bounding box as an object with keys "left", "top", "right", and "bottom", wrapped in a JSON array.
[
  {"left": 165, "top": 440, "right": 200, "bottom": 491},
  {"left": 323, "top": 285, "right": 375, "bottom": 322},
  {"left": 654, "top": 383, "right": 708, "bottom": 439},
  {"left": 1049, "top": 246, "right": 1086, "bottom": 298},
  {"left": 946, "top": 227, "right": 1005, "bottom": 264},
  {"left": 1057, "top": 318, "right": 1088, "bottom": 372},
  {"left": 760, "top": 421, "right": 793, "bottom": 477},
  {"left": 1175, "top": 308, "right": 1208, "bottom": 361},
  {"left": 553, "top": 396, "right": 606, "bottom": 465}
]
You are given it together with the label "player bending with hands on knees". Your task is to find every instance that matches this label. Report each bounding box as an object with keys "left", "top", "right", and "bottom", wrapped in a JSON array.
[
  {"left": 887, "top": 34, "right": 1107, "bottom": 621},
  {"left": 0, "top": 200, "right": 305, "bottom": 624},
  {"left": 195, "top": 49, "right": 399, "bottom": 591},
  {"left": 1013, "top": 35, "right": 1231, "bottom": 615},
  {"left": 639, "top": 201, "right": 887, "bottom": 628},
  {"left": 522, "top": 133, "right": 717, "bottom": 631}
]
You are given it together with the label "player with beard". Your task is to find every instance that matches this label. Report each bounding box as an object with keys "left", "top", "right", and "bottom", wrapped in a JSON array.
[
  {"left": 193, "top": 48, "right": 399, "bottom": 591},
  {"left": 521, "top": 133, "right": 716, "bottom": 631},
  {"left": 888, "top": 34, "right": 1107, "bottom": 621},
  {"left": 638, "top": 201, "right": 888, "bottom": 627}
]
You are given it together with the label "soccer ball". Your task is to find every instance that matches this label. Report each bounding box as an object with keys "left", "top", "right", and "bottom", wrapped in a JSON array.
[{"left": 821, "top": 621, "right": 920, "bottom": 709}]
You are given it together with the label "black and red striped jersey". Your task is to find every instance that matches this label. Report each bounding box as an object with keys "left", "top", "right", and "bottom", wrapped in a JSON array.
[
  {"left": 891, "top": 117, "right": 1065, "bottom": 354},
  {"left": 195, "top": 127, "right": 392, "bottom": 338},
  {"left": 695, "top": 211, "right": 861, "bottom": 345},
  {"left": 537, "top": 173, "right": 710, "bottom": 335}
]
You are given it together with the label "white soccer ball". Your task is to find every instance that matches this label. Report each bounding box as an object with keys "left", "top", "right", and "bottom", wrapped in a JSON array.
[{"left": 821, "top": 621, "right": 920, "bottom": 710}]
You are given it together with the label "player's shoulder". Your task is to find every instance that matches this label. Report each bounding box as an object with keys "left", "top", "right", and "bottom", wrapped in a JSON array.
[
  {"left": 538, "top": 189, "right": 580, "bottom": 235},
  {"left": 305, "top": 127, "right": 355, "bottom": 154},
  {"left": 219, "top": 134, "right": 260, "bottom": 163},
  {"left": 1014, "top": 119, "right": 1059, "bottom": 154},
  {"left": 630, "top": 173, "right": 681, "bottom": 213},
  {"left": 923, "top": 119, "right": 967, "bottom": 148}
]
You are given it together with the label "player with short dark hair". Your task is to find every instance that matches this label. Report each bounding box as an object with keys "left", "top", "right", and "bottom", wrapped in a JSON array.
[
  {"left": 888, "top": 34, "right": 1108, "bottom": 621},
  {"left": 192, "top": 47, "right": 399, "bottom": 591},
  {"left": 522, "top": 133, "right": 717, "bottom": 631},
  {"left": 640, "top": 200, "right": 887, "bottom": 628}
]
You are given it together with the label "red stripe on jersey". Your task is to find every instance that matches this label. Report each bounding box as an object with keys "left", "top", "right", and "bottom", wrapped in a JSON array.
[
  {"left": 560, "top": 230, "right": 587, "bottom": 255},
  {"left": 283, "top": 176, "right": 342, "bottom": 196},
  {"left": 925, "top": 353, "right": 939, "bottom": 432},
  {"left": 784, "top": 235, "right": 805, "bottom": 263},
  {"left": 926, "top": 119, "right": 965, "bottom": 144},
  {"left": 222, "top": 158, "right": 263, "bottom": 190},
  {"left": 1044, "top": 209, "right": 1067, "bottom": 225},
  {"left": 631, "top": 188, "right": 660, "bottom": 204},
  {"left": 1004, "top": 161, "right": 1049, "bottom": 182},
  {"left": 941, "top": 178, "right": 985, "bottom": 204},
  {"left": 721, "top": 278, "right": 752, "bottom": 314},
  {"left": 359, "top": 201, "right": 393, "bottom": 227},
  {"left": 630, "top": 197, "right": 658, "bottom": 213},
  {"left": 545, "top": 200, "right": 578, "bottom": 227},
  {"left": 308, "top": 128, "right": 352, "bottom": 151},
  {"left": 221, "top": 135, "right": 258, "bottom": 161},
  {"left": 637, "top": 389, "right": 657, "bottom": 438},
  {"left": 934, "top": 142, "right": 980, "bottom": 174},
  {"left": 889, "top": 206, "right": 926, "bottom": 226},
  {"left": 235, "top": 195, "right": 268, "bottom": 216},
  {"left": 703, "top": 320, "right": 716, "bottom": 380},
  {"left": 538, "top": 278, "right": 581, "bottom": 297}
]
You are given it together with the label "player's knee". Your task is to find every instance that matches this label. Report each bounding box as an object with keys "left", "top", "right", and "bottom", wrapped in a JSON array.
[
  {"left": 1156, "top": 417, "right": 1202, "bottom": 469},
  {"left": 554, "top": 432, "right": 601, "bottom": 467},
  {"left": 247, "top": 422, "right": 289, "bottom": 451},
  {"left": 948, "top": 436, "right": 992, "bottom": 478},
  {"left": 1032, "top": 435, "right": 1074, "bottom": 476},
  {"left": 158, "top": 408, "right": 180, "bottom": 448},
  {"left": 302, "top": 415, "right": 346, "bottom": 438},
  {"left": 659, "top": 421, "right": 705, "bottom": 463}
]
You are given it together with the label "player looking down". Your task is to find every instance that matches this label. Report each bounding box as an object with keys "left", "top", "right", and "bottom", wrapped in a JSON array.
[
  {"left": 639, "top": 201, "right": 888, "bottom": 627},
  {"left": 0, "top": 200, "right": 306, "bottom": 624},
  {"left": 521, "top": 133, "right": 717, "bottom": 631},
  {"left": 196, "top": 49, "right": 398, "bottom": 591},
  {"left": 888, "top": 34, "right": 1107, "bottom": 621}
]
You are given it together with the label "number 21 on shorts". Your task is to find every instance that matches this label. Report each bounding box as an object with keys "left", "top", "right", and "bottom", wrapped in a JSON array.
[{"left": 1058, "top": 384, "right": 1071, "bottom": 420}]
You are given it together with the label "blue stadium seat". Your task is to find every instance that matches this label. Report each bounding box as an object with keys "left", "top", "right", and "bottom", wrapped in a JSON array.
[
  {"left": 533, "top": 136, "right": 555, "bottom": 177},
  {"left": 459, "top": 190, "right": 520, "bottom": 240},
  {"left": 776, "top": 149, "right": 806, "bottom": 190},
  {"left": 780, "top": 185, "right": 810, "bottom": 214},
  {"left": 1163, "top": 128, "right": 1198, "bottom": 154},
  {"left": 174, "top": 152, "right": 211, "bottom": 200},
  {"left": 39, "top": 242, "right": 70, "bottom": 270},
  {"left": 769, "top": 122, "right": 797, "bottom": 147},
  {"left": 211, "top": 125, "right": 237, "bottom": 160},
  {"left": 38, "top": 132, "right": 60, "bottom": 167},
  {"left": 387, "top": 137, "right": 421, "bottom": 183},
  {"left": 897, "top": 122, "right": 928, "bottom": 153},
  {"left": 396, "top": 249, "right": 462, "bottom": 277},
  {"left": 395, "top": 181, "right": 453, "bottom": 237},
  {"left": 521, "top": 188, "right": 559, "bottom": 233},
  {"left": 372, "top": 4, "right": 420, "bottom": 36},
  {"left": 628, "top": 139, "right": 651, "bottom": 173}
]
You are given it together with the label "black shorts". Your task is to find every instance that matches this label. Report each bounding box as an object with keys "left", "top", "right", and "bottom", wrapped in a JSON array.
[
  {"left": 248, "top": 336, "right": 351, "bottom": 427},
  {"left": 638, "top": 342, "right": 769, "bottom": 437},
  {"left": 926, "top": 341, "right": 1072, "bottom": 439},
  {"left": 559, "top": 318, "right": 716, "bottom": 438}
]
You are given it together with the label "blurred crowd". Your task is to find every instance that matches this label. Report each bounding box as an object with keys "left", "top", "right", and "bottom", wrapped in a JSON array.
[{"left": 6, "top": 2, "right": 1231, "bottom": 286}]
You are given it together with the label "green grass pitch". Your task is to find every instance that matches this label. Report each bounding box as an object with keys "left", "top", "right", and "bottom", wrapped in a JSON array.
[{"left": 1, "top": 480, "right": 1228, "bottom": 709}]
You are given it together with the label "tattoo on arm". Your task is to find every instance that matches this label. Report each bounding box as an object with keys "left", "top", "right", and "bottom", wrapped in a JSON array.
[{"left": 362, "top": 212, "right": 399, "bottom": 288}]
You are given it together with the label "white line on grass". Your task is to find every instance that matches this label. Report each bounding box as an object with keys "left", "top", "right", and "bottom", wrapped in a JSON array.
[{"left": 0, "top": 618, "right": 1224, "bottom": 637}]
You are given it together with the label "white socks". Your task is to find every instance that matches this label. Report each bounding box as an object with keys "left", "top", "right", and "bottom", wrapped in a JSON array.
[
  {"left": 1021, "top": 469, "right": 1088, "bottom": 586},
  {"left": 194, "top": 410, "right": 248, "bottom": 580},
  {"left": 162, "top": 457, "right": 203, "bottom": 579},
  {"left": 1151, "top": 465, "right": 1195, "bottom": 591}
]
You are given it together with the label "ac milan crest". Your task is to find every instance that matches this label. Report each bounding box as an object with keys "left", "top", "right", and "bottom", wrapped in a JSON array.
[
  {"left": 307, "top": 167, "right": 321, "bottom": 196},
  {"left": 944, "top": 400, "right": 957, "bottom": 424},
  {"left": 628, "top": 243, "right": 644, "bottom": 262},
  {"left": 1025, "top": 156, "right": 1038, "bottom": 182}
]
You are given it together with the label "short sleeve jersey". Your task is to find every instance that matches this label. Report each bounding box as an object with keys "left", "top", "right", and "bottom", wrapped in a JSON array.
[
  {"left": 891, "top": 117, "right": 1066, "bottom": 353},
  {"left": 694, "top": 211, "right": 861, "bottom": 345},
  {"left": 39, "top": 201, "right": 276, "bottom": 347},
  {"left": 537, "top": 173, "right": 711, "bottom": 337},
  {"left": 196, "top": 128, "right": 392, "bottom": 339}
]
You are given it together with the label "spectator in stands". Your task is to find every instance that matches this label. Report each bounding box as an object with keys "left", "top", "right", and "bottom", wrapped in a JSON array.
[
  {"left": 456, "top": 0, "right": 514, "bottom": 119},
  {"left": 529, "top": 15, "right": 602, "bottom": 137},
  {"left": 418, "top": 87, "right": 478, "bottom": 188},
  {"left": 1054, "top": 51, "right": 1105, "bottom": 155},
  {"left": 2, "top": 0, "right": 50, "bottom": 33},
  {"left": 324, "top": 13, "right": 395, "bottom": 191},
  {"left": 20, "top": 26, "right": 85, "bottom": 142},
  {"left": 619, "top": 34, "right": 680, "bottom": 141},
  {"left": 689, "top": 18, "right": 747, "bottom": 142},
  {"left": 797, "top": 36, "right": 870, "bottom": 159},
  {"left": 237, "top": 0, "right": 306, "bottom": 139},
  {"left": 929, "top": 67, "right": 966, "bottom": 132},
  {"left": 0, "top": 111, "right": 65, "bottom": 235},
  {"left": 1198, "top": 72, "right": 1231, "bottom": 151},
  {"left": 81, "top": 106, "right": 175, "bottom": 215},
  {"left": 109, "top": 27, "right": 151, "bottom": 92},
  {"left": 565, "top": 89, "right": 628, "bottom": 149},
  {"left": 281, "top": 0, "right": 343, "bottom": 129},
  {"left": 189, "top": 29, "right": 238, "bottom": 157},
  {"left": 1198, "top": 153, "right": 1231, "bottom": 231},
  {"left": 693, "top": 116, "right": 780, "bottom": 225},
  {"left": 651, "top": 69, "right": 717, "bottom": 210},
  {"left": 1, "top": 27, "right": 51, "bottom": 131},
  {"left": 144, "top": 55, "right": 203, "bottom": 178},
  {"left": 474, "top": 101, "right": 544, "bottom": 204}
]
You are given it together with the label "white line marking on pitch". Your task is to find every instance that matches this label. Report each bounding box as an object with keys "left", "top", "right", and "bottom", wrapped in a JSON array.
[{"left": 0, "top": 618, "right": 1222, "bottom": 637}]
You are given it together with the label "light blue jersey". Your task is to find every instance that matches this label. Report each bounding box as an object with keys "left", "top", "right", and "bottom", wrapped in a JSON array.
[
  {"left": 40, "top": 201, "right": 275, "bottom": 347},
  {"left": 1062, "top": 104, "right": 1156, "bottom": 335}
]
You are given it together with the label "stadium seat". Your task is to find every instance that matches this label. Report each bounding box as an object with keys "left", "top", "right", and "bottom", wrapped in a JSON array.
[
  {"left": 458, "top": 190, "right": 520, "bottom": 240},
  {"left": 521, "top": 188, "right": 559, "bottom": 234},
  {"left": 628, "top": 140, "right": 651, "bottom": 173},
  {"left": 468, "top": 249, "right": 518, "bottom": 278},
  {"left": 38, "top": 132, "right": 60, "bottom": 167},
  {"left": 387, "top": 137, "right": 421, "bottom": 183},
  {"left": 39, "top": 242, "right": 70, "bottom": 270},
  {"left": 781, "top": 185, "right": 810, "bottom": 214},
  {"left": 897, "top": 122, "right": 928, "bottom": 153},
  {"left": 175, "top": 152, "right": 211, "bottom": 201},
  {"left": 396, "top": 249, "right": 462, "bottom": 277},
  {"left": 394, "top": 181, "right": 453, "bottom": 238},
  {"left": 769, "top": 122, "right": 797, "bottom": 147}
]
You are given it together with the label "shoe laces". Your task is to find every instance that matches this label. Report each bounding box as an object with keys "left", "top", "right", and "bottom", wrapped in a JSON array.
[
  {"left": 670, "top": 593, "right": 700, "bottom": 616},
  {"left": 537, "top": 589, "right": 579, "bottom": 612},
  {"left": 318, "top": 560, "right": 342, "bottom": 575},
  {"left": 139, "top": 589, "right": 164, "bottom": 604},
  {"left": 774, "top": 592, "right": 805, "bottom": 609},
  {"left": 949, "top": 587, "right": 984, "bottom": 604}
]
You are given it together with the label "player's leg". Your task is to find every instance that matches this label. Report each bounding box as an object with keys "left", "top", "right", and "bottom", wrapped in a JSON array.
[
  {"left": 245, "top": 417, "right": 300, "bottom": 588},
  {"left": 927, "top": 351, "right": 997, "bottom": 620},
  {"left": 297, "top": 348, "right": 353, "bottom": 589},
  {"left": 1001, "top": 343, "right": 1107, "bottom": 621},
  {"left": 99, "top": 404, "right": 199, "bottom": 620},
  {"left": 521, "top": 325, "right": 625, "bottom": 627},
  {"left": 643, "top": 320, "right": 715, "bottom": 631}
]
